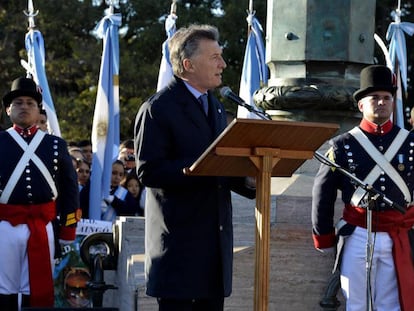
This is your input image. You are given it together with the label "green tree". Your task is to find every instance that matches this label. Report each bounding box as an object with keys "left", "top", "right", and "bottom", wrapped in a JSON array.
[{"left": 0, "top": 0, "right": 412, "bottom": 140}]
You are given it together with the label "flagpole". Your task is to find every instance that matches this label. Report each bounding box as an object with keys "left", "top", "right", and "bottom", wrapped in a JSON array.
[
  {"left": 24, "top": 0, "right": 38, "bottom": 30},
  {"left": 385, "top": 1, "right": 414, "bottom": 129},
  {"left": 170, "top": 0, "right": 177, "bottom": 14},
  {"left": 89, "top": 1, "right": 121, "bottom": 220},
  {"left": 236, "top": 5, "right": 268, "bottom": 119},
  {"left": 248, "top": 0, "right": 254, "bottom": 35},
  {"left": 156, "top": 0, "right": 177, "bottom": 91},
  {"left": 23, "top": 0, "right": 61, "bottom": 136}
]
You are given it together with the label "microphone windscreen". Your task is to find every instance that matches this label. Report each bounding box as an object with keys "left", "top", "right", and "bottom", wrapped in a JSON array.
[{"left": 219, "top": 86, "right": 232, "bottom": 98}]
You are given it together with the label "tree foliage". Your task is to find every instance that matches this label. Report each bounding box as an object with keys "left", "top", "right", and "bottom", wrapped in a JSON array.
[{"left": 0, "top": 0, "right": 412, "bottom": 141}]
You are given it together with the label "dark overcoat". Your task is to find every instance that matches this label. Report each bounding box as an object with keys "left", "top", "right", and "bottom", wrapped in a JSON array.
[{"left": 135, "top": 76, "right": 255, "bottom": 299}]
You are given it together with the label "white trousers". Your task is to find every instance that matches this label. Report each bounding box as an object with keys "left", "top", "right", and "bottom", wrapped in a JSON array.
[
  {"left": 340, "top": 226, "right": 400, "bottom": 311},
  {"left": 0, "top": 220, "right": 54, "bottom": 295}
]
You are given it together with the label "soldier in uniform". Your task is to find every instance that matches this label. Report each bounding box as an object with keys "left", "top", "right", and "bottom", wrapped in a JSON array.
[
  {"left": 312, "top": 65, "right": 414, "bottom": 311},
  {"left": 0, "top": 77, "right": 81, "bottom": 310}
]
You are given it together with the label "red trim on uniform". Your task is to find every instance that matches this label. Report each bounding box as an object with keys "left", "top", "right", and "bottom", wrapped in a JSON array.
[
  {"left": 312, "top": 232, "right": 336, "bottom": 249},
  {"left": 359, "top": 118, "right": 393, "bottom": 135},
  {"left": 0, "top": 201, "right": 56, "bottom": 307},
  {"left": 59, "top": 225, "right": 76, "bottom": 240},
  {"left": 344, "top": 204, "right": 414, "bottom": 311},
  {"left": 12, "top": 124, "right": 38, "bottom": 137}
]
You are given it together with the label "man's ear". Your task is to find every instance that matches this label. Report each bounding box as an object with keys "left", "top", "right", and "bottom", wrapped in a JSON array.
[
  {"left": 357, "top": 100, "right": 364, "bottom": 113},
  {"left": 183, "top": 58, "right": 194, "bottom": 72}
]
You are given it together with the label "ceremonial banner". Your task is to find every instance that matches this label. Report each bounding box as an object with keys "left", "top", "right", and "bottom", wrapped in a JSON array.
[
  {"left": 157, "top": 11, "right": 177, "bottom": 91},
  {"left": 89, "top": 12, "right": 122, "bottom": 220},
  {"left": 237, "top": 13, "right": 268, "bottom": 119}
]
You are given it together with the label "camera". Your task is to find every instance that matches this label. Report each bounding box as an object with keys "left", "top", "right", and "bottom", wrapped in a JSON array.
[{"left": 125, "top": 154, "right": 135, "bottom": 162}]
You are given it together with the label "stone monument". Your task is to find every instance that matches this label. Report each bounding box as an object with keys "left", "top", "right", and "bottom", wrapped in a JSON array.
[{"left": 256, "top": 0, "right": 376, "bottom": 129}]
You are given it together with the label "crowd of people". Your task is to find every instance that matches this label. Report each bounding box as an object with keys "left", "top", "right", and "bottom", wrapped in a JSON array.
[{"left": 67, "top": 138, "right": 145, "bottom": 220}]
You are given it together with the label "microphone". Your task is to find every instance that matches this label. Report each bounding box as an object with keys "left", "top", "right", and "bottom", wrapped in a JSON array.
[
  {"left": 219, "top": 86, "right": 247, "bottom": 107},
  {"left": 219, "top": 86, "right": 272, "bottom": 120}
]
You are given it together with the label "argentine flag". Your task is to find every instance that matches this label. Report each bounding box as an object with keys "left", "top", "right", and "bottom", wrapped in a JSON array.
[
  {"left": 237, "top": 13, "right": 268, "bottom": 119},
  {"left": 25, "top": 29, "right": 61, "bottom": 136},
  {"left": 89, "top": 12, "right": 121, "bottom": 220},
  {"left": 157, "top": 12, "right": 177, "bottom": 91}
]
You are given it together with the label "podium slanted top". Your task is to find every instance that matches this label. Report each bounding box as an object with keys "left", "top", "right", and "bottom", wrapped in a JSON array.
[{"left": 186, "top": 118, "right": 339, "bottom": 177}]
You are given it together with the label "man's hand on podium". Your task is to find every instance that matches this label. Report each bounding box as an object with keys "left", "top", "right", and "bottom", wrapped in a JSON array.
[{"left": 245, "top": 177, "right": 256, "bottom": 190}]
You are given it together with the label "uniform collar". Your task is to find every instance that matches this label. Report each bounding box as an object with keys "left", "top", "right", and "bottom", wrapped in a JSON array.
[
  {"left": 359, "top": 118, "right": 393, "bottom": 135},
  {"left": 13, "top": 124, "right": 38, "bottom": 138}
]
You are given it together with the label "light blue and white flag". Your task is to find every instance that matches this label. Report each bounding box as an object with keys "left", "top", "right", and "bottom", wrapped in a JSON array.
[
  {"left": 89, "top": 12, "right": 121, "bottom": 220},
  {"left": 24, "top": 18, "right": 61, "bottom": 136},
  {"left": 237, "top": 13, "right": 268, "bottom": 119},
  {"left": 386, "top": 9, "right": 414, "bottom": 128},
  {"left": 156, "top": 12, "right": 177, "bottom": 91}
]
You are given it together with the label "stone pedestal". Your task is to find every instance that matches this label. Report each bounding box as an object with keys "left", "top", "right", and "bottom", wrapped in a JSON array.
[
  {"left": 257, "top": 0, "right": 376, "bottom": 119},
  {"left": 102, "top": 216, "right": 145, "bottom": 310}
]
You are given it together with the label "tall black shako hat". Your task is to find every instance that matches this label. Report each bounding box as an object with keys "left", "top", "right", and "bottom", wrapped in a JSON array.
[
  {"left": 353, "top": 65, "right": 397, "bottom": 102},
  {"left": 2, "top": 77, "right": 42, "bottom": 108}
]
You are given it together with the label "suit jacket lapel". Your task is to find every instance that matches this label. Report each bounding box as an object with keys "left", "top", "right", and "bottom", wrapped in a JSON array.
[
  {"left": 169, "top": 77, "right": 226, "bottom": 140},
  {"left": 171, "top": 78, "right": 212, "bottom": 135}
]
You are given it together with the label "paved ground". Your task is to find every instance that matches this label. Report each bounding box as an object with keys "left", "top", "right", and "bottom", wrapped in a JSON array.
[{"left": 135, "top": 154, "right": 347, "bottom": 310}]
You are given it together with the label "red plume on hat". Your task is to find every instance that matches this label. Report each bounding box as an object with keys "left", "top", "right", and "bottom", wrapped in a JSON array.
[
  {"left": 353, "top": 65, "right": 397, "bottom": 102},
  {"left": 2, "top": 77, "right": 43, "bottom": 108}
]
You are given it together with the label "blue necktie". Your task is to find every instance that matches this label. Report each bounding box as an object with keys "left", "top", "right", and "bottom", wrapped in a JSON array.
[{"left": 198, "top": 94, "right": 209, "bottom": 116}]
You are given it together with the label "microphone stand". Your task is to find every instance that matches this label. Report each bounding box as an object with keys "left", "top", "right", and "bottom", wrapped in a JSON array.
[
  {"left": 236, "top": 100, "right": 272, "bottom": 120},
  {"left": 314, "top": 151, "right": 405, "bottom": 311}
]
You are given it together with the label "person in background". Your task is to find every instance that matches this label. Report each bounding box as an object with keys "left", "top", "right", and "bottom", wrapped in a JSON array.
[
  {"left": 312, "top": 65, "right": 414, "bottom": 311},
  {"left": 37, "top": 108, "right": 48, "bottom": 132},
  {"left": 78, "top": 140, "right": 93, "bottom": 164},
  {"left": 135, "top": 24, "right": 256, "bottom": 311},
  {"left": 121, "top": 170, "right": 145, "bottom": 216},
  {"left": 118, "top": 139, "right": 135, "bottom": 173},
  {"left": 75, "top": 158, "right": 90, "bottom": 192},
  {"left": 0, "top": 77, "right": 80, "bottom": 310},
  {"left": 101, "top": 160, "right": 140, "bottom": 221},
  {"left": 68, "top": 146, "right": 85, "bottom": 163},
  {"left": 63, "top": 268, "right": 90, "bottom": 308}
]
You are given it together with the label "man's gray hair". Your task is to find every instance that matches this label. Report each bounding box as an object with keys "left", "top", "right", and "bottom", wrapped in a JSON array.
[{"left": 168, "top": 24, "right": 220, "bottom": 77}]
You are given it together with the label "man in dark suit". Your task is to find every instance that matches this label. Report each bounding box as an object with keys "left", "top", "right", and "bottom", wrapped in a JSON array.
[
  {"left": 134, "top": 24, "right": 256, "bottom": 311},
  {"left": 0, "top": 77, "right": 81, "bottom": 310}
]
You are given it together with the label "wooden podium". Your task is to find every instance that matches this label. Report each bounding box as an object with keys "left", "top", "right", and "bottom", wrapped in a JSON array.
[{"left": 186, "top": 118, "right": 339, "bottom": 311}]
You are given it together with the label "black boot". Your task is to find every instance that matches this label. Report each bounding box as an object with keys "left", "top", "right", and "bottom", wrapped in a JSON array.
[{"left": 0, "top": 294, "right": 18, "bottom": 311}]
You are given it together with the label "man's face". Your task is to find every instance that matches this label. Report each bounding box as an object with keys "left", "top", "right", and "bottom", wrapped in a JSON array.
[
  {"left": 81, "top": 145, "right": 93, "bottom": 163},
  {"left": 358, "top": 91, "right": 394, "bottom": 124},
  {"left": 37, "top": 113, "right": 48, "bottom": 132},
  {"left": 7, "top": 96, "right": 40, "bottom": 128},
  {"left": 183, "top": 39, "right": 227, "bottom": 93}
]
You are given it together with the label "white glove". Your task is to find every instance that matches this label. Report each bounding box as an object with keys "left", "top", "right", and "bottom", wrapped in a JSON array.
[{"left": 104, "top": 195, "right": 114, "bottom": 204}]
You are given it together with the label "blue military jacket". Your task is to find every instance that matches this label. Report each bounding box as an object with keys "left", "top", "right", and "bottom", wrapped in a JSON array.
[
  {"left": 0, "top": 127, "right": 79, "bottom": 235},
  {"left": 312, "top": 119, "right": 414, "bottom": 247}
]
